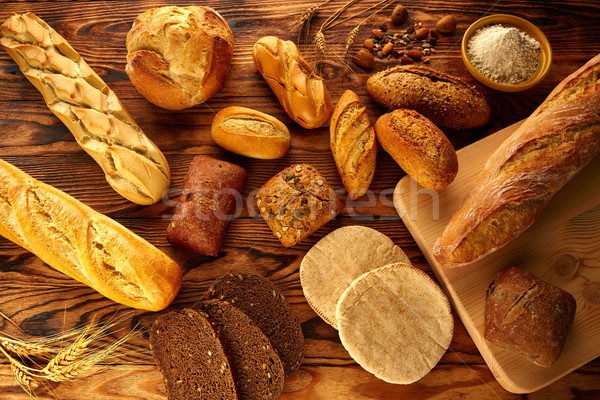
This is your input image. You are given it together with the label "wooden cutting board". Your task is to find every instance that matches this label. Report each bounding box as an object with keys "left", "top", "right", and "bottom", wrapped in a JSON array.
[{"left": 393, "top": 120, "right": 600, "bottom": 394}]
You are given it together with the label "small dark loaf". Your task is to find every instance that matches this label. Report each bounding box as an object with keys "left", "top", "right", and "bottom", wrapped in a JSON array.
[
  {"left": 484, "top": 266, "right": 577, "bottom": 367},
  {"left": 199, "top": 300, "right": 285, "bottom": 400},
  {"left": 167, "top": 155, "right": 247, "bottom": 256},
  {"left": 366, "top": 65, "right": 490, "bottom": 129},
  {"left": 149, "top": 309, "right": 237, "bottom": 400},
  {"left": 208, "top": 273, "right": 305, "bottom": 375}
]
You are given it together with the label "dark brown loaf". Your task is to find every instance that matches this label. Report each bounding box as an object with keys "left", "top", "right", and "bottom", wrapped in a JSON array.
[
  {"left": 366, "top": 65, "right": 491, "bottom": 129},
  {"left": 149, "top": 309, "right": 237, "bottom": 400},
  {"left": 433, "top": 53, "right": 600, "bottom": 267},
  {"left": 256, "top": 164, "right": 342, "bottom": 247},
  {"left": 374, "top": 109, "right": 458, "bottom": 190},
  {"left": 167, "top": 156, "right": 247, "bottom": 256},
  {"left": 330, "top": 90, "right": 377, "bottom": 199},
  {"left": 199, "top": 300, "right": 285, "bottom": 400},
  {"left": 484, "top": 266, "right": 576, "bottom": 367},
  {"left": 208, "top": 273, "right": 305, "bottom": 375}
]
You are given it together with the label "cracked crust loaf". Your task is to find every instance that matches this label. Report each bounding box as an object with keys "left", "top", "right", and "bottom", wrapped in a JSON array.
[
  {"left": 484, "top": 266, "right": 577, "bottom": 367},
  {"left": 126, "top": 6, "right": 233, "bottom": 110},
  {"left": 255, "top": 164, "right": 342, "bottom": 247},
  {"left": 0, "top": 12, "right": 171, "bottom": 205},
  {"left": 208, "top": 273, "right": 304, "bottom": 375}
]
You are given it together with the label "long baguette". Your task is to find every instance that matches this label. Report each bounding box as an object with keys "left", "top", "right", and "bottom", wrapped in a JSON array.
[
  {"left": 0, "top": 12, "right": 170, "bottom": 205},
  {"left": 0, "top": 157, "right": 182, "bottom": 311},
  {"left": 433, "top": 53, "right": 600, "bottom": 267}
]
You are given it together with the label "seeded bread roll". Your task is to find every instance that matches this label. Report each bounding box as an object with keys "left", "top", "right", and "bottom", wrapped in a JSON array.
[
  {"left": 126, "top": 6, "right": 233, "bottom": 110},
  {"left": 167, "top": 155, "right": 247, "bottom": 256},
  {"left": 0, "top": 12, "right": 170, "bottom": 205},
  {"left": 485, "top": 266, "right": 576, "bottom": 367},
  {"left": 149, "top": 309, "right": 237, "bottom": 400},
  {"left": 256, "top": 164, "right": 342, "bottom": 247},
  {"left": 211, "top": 106, "right": 290, "bottom": 159},
  {"left": 366, "top": 65, "right": 490, "bottom": 129},
  {"left": 374, "top": 109, "right": 458, "bottom": 190},
  {"left": 434, "top": 53, "right": 600, "bottom": 267},
  {"left": 199, "top": 300, "right": 285, "bottom": 400},
  {"left": 208, "top": 273, "right": 305, "bottom": 375},
  {"left": 253, "top": 36, "right": 333, "bottom": 129},
  {"left": 330, "top": 90, "right": 377, "bottom": 199}
]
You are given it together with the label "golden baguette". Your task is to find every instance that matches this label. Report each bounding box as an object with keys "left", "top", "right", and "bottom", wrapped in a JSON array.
[
  {"left": 433, "top": 53, "right": 600, "bottom": 267},
  {"left": 253, "top": 36, "right": 333, "bottom": 129},
  {"left": 0, "top": 12, "right": 170, "bottom": 205},
  {"left": 0, "top": 157, "right": 182, "bottom": 311}
]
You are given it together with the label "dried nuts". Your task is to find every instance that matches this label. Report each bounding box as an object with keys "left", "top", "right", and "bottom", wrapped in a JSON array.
[
  {"left": 415, "top": 27, "right": 429, "bottom": 40},
  {"left": 372, "top": 29, "right": 384, "bottom": 39},
  {"left": 382, "top": 42, "right": 394, "bottom": 55},
  {"left": 391, "top": 4, "right": 408, "bottom": 25},
  {"left": 406, "top": 49, "right": 423, "bottom": 59},
  {"left": 352, "top": 48, "right": 375, "bottom": 69},
  {"left": 364, "top": 38, "right": 374, "bottom": 51},
  {"left": 435, "top": 15, "right": 457, "bottom": 35}
]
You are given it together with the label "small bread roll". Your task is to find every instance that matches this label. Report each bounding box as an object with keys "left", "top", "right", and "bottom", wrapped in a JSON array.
[
  {"left": 126, "top": 6, "right": 233, "bottom": 110},
  {"left": 211, "top": 106, "right": 290, "bottom": 159},
  {"left": 374, "top": 109, "right": 458, "bottom": 190}
]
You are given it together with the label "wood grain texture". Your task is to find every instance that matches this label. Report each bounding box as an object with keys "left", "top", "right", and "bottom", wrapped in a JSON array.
[{"left": 1, "top": 0, "right": 599, "bottom": 398}]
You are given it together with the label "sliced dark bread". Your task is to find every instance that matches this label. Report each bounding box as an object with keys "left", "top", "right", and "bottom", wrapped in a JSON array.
[
  {"left": 149, "top": 309, "right": 237, "bottom": 400},
  {"left": 208, "top": 273, "right": 305, "bottom": 375},
  {"left": 199, "top": 299, "right": 285, "bottom": 400}
]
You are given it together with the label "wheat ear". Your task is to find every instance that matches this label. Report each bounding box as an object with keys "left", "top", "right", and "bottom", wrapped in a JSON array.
[{"left": 1, "top": 337, "right": 55, "bottom": 361}]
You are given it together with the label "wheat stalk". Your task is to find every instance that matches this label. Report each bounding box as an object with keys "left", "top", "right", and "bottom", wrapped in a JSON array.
[
  {"left": 344, "top": 25, "right": 360, "bottom": 56},
  {"left": 314, "top": 30, "right": 327, "bottom": 55}
]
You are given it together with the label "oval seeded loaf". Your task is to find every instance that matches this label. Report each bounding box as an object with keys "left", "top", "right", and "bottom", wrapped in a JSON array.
[
  {"left": 374, "top": 109, "right": 458, "bottom": 190},
  {"left": 367, "top": 65, "right": 490, "bottom": 129},
  {"left": 211, "top": 106, "right": 290, "bottom": 159}
]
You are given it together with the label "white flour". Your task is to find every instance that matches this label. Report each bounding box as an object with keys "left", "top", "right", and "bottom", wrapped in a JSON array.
[{"left": 467, "top": 24, "right": 541, "bottom": 84}]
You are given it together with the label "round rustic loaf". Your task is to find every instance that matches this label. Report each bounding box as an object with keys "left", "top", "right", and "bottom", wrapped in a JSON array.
[
  {"left": 126, "top": 6, "right": 233, "bottom": 110},
  {"left": 374, "top": 109, "right": 458, "bottom": 190}
]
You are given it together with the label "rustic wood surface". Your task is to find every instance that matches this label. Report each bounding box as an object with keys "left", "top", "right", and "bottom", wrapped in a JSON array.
[{"left": 0, "top": 0, "right": 599, "bottom": 399}]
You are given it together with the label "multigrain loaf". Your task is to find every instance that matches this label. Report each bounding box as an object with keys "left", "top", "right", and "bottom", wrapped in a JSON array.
[
  {"left": 149, "top": 309, "right": 237, "bottom": 400},
  {"left": 211, "top": 106, "right": 290, "bottom": 159},
  {"left": 208, "top": 273, "right": 305, "bottom": 375},
  {"left": 485, "top": 266, "right": 576, "bottom": 367},
  {"left": 374, "top": 109, "right": 458, "bottom": 190},
  {"left": 199, "top": 300, "right": 285, "bottom": 400},
  {"left": 126, "top": 6, "right": 233, "bottom": 110},
  {"left": 330, "top": 90, "right": 377, "bottom": 199},
  {"left": 253, "top": 36, "right": 333, "bottom": 129},
  {"left": 0, "top": 157, "right": 182, "bottom": 311},
  {"left": 0, "top": 12, "right": 171, "bottom": 205},
  {"left": 167, "top": 155, "right": 247, "bottom": 256},
  {"left": 256, "top": 164, "right": 342, "bottom": 247},
  {"left": 366, "top": 65, "right": 490, "bottom": 129},
  {"left": 433, "top": 53, "right": 600, "bottom": 267}
]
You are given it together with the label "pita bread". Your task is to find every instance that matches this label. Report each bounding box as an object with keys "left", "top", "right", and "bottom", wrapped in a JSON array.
[
  {"left": 300, "top": 225, "right": 411, "bottom": 328},
  {"left": 336, "top": 263, "right": 453, "bottom": 384}
]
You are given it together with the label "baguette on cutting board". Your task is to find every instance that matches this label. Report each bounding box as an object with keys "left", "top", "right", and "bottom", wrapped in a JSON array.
[
  {"left": 0, "top": 12, "right": 170, "bottom": 205},
  {"left": 433, "top": 53, "right": 600, "bottom": 267},
  {"left": 0, "top": 157, "right": 182, "bottom": 311}
]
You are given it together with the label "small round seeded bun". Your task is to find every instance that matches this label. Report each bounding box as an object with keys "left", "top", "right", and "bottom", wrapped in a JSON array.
[
  {"left": 300, "top": 226, "right": 411, "bottom": 329},
  {"left": 207, "top": 273, "right": 304, "bottom": 375},
  {"left": 336, "top": 263, "right": 453, "bottom": 384}
]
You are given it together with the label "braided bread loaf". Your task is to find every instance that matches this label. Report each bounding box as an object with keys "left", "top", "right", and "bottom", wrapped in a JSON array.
[
  {"left": 253, "top": 36, "right": 333, "bottom": 129},
  {"left": 0, "top": 157, "right": 182, "bottom": 311},
  {"left": 0, "top": 12, "right": 170, "bottom": 205}
]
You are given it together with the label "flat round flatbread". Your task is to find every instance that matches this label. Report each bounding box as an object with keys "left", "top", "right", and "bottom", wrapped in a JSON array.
[
  {"left": 300, "top": 226, "right": 411, "bottom": 329},
  {"left": 336, "top": 263, "right": 453, "bottom": 384}
]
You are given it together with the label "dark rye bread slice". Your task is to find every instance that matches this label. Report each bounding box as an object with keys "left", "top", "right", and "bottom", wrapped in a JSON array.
[
  {"left": 149, "top": 309, "right": 237, "bottom": 400},
  {"left": 199, "top": 299, "right": 285, "bottom": 400},
  {"left": 208, "top": 273, "right": 304, "bottom": 375}
]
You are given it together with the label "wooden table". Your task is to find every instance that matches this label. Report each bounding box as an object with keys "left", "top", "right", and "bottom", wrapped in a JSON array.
[{"left": 1, "top": 0, "right": 599, "bottom": 398}]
